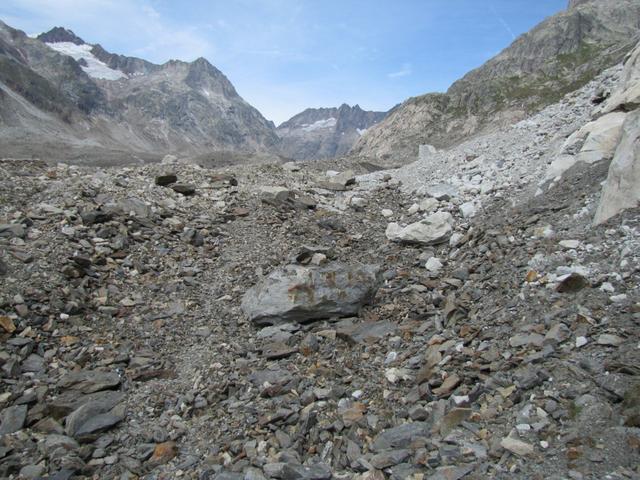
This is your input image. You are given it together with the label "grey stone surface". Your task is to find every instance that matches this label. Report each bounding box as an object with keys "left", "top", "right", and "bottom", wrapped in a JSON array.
[{"left": 241, "top": 263, "right": 380, "bottom": 326}]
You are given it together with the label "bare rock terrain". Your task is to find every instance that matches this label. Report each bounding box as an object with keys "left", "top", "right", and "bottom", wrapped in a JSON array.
[{"left": 1, "top": 38, "right": 640, "bottom": 479}]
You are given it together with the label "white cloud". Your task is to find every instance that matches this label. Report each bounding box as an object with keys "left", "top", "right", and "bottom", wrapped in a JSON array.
[
  {"left": 489, "top": 4, "right": 516, "bottom": 40},
  {"left": 387, "top": 63, "right": 412, "bottom": 79},
  {"left": 0, "top": 0, "right": 215, "bottom": 63}
]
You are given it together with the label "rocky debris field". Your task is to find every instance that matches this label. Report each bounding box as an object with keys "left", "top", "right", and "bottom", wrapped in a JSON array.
[{"left": 1, "top": 43, "right": 640, "bottom": 480}]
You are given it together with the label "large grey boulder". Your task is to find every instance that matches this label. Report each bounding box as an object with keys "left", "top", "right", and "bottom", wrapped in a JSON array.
[
  {"left": 543, "top": 112, "right": 627, "bottom": 182},
  {"left": 601, "top": 41, "right": 640, "bottom": 114},
  {"left": 386, "top": 212, "right": 453, "bottom": 245},
  {"left": 241, "top": 263, "right": 381, "bottom": 326},
  {"left": 594, "top": 110, "right": 640, "bottom": 225}
]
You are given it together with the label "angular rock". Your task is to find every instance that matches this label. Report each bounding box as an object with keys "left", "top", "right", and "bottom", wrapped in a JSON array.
[
  {"left": 544, "top": 323, "right": 571, "bottom": 344},
  {"left": 316, "top": 170, "right": 356, "bottom": 191},
  {"left": 433, "top": 374, "right": 461, "bottom": 397},
  {"left": 556, "top": 273, "right": 589, "bottom": 293},
  {"left": 422, "top": 183, "right": 458, "bottom": 201},
  {"left": 171, "top": 183, "right": 196, "bottom": 196},
  {"left": 65, "top": 393, "right": 126, "bottom": 440},
  {"left": 459, "top": 201, "right": 477, "bottom": 218},
  {"left": 0, "top": 223, "right": 25, "bottom": 238},
  {"left": 336, "top": 320, "right": 397, "bottom": 345},
  {"left": 260, "top": 186, "right": 292, "bottom": 205},
  {"left": 81, "top": 210, "right": 112, "bottom": 225},
  {"left": 0, "top": 404, "right": 28, "bottom": 434},
  {"left": 280, "top": 463, "right": 332, "bottom": 480},
  {"left": 241, "top": 263, "right": 380, "bottom": 326},
  {"left": 58, "top": 370, "right": 121, "bottom": 394},
  {"left": 597, "top": 334, "right": 624, "bottom": 346},
  {"left": 386, "top": 212, "right": 453, "bottom": 245},
  {"left": 371, "top": 422, "right": 430, "bottom": 451},
  {"left": 500, "top": 437, "right": 534, "bottom": 456},
  {"left": 509, "top": 333, "right": 544, "bottom": 348},
  {"left": 438, "top": 408, "right": 472, "bottom": 437},
  {"left": 155, "top": 174, "right": 178, "bottom": 186},
  {"left": 369, "top": 449, "right": 411, "bottom": 469},
  {"left": 0, "top": 316, "right": 16, "bottom": 333}
]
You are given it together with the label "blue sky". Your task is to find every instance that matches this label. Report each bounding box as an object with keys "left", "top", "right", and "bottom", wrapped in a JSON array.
[{"left": 1, "top": 0, "right": 567, "bottom": 124}]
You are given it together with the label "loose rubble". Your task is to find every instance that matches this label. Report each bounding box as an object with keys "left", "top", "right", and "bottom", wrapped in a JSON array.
[{"left": 1, "top": 40, "right": 640, "bottom": 480}]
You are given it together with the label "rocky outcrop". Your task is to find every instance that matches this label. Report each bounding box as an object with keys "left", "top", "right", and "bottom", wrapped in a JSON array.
[
  {"left": 0, "top": 21, "right": 281, "bottom": 163},
  {"left": 351, "top": 0, "right": 640, "bottom": 165},
  {"left": 594, "top": 107, "right": 640, "bottom": 224},
  {"left": 277, "top": 104, "right": 386, "bottom": 160},
  {"left": 593, "top": 41, "right": 640, "bottom": 224}
]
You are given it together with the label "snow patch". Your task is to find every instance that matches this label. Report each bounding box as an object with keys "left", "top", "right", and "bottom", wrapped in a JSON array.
[
  {"left": 300, "top": 117, "right": 337, "bottom": 132},
  {"left": 45, "top": 42, "right": 127, "bottom": 81},
  {"left": 357, "top": 128, "right": 368, "bottom": 136}
]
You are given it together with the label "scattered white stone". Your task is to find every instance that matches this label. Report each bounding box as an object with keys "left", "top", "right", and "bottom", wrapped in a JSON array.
[
  {"left": 540, "top": 440, "right": 549, "bottom": 449},
  {"left": 600, "top": 282, "right": 615, "bottom": 293},
  {"left": 610, "top": 294, "right": 627, "bottom": 303},
  {"left": 350, "top": 197, "right": 367, "bottom": 208},
  {"left": 449, "top": 232, "right": 464, "bottom": 247},
  {"left": 559, "top": 240, "right": 581, "bottom": 250},
  {"left": 282, "top": 161, "right": 301, "bottom": 172},
  {"left": 419, "top": 198, "right": 439, "bottom": 212},
  {"left": 407, "top": 203, "right": 420, "bottom": 215},
  {"left": 61, "top": 226, "right": 75, "bottom": 237},
  {"left": 459, "top": 201, "right": 477, "bottom": 218},
  {"left": 453, "top": 395, "right": 469, "bottom": 405},
  {"left": 576, "top": 336, "right": 588, "bottom": 348},
  {"left": 352, "top": 390, "right": 364, "bottom": 399},
  {"left": 381, "top": 209, "right": 394, "bottom": 218},
  {"left": 386, "top": 212, "right": 453, "bottom": 245},
  {"left": 310, "top": 253, "right": 327, "bottom": 266},
  {"left": 425, "top": 257, "right": 443, "bottom": 273},
  {"left": 534, "top": 225, "right": 554, "bottom": 238},
  {"left": 384, "top": 351, "right": 398, "bottom": 364},
  {"left": 384, "top": 368, "right": 411, "bottom": 384}
]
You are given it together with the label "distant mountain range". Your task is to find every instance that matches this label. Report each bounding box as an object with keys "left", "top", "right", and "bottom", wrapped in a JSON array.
[
  {"left": 0, "top": 22, "right": 279, "bottom": 164},
  {"left": 276, "top": 104, "right": 387, "bottom": 161},
  {"left": 2, "top": 0, "right": 638, "bottom": 166}
]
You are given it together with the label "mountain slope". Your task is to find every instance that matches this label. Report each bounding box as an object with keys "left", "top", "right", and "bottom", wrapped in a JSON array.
[
  {"left": 0, "top": 21, "right": 280, "bottom": 163},
  {"left": 276, "top": 104, "right": 386, "bottom": 161},
  {"left": 351, "top": 0, "right": 640, "bottom": 165}
]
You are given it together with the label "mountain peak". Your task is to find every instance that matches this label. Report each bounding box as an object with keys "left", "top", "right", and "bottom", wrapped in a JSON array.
[{"left": 37, "top": 27, "right": 85, "bottom": 45}]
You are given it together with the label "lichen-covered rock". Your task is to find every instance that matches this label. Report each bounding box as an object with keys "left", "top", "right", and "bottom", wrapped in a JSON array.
[{"left": 241, "top": 263, "right": 380, "bottom": 326}]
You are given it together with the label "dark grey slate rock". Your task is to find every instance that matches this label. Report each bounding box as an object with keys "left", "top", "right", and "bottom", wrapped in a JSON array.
[
  {"left": 280, "top": 462, "right": 332, "bottom": 480},
  {"left": 58, "top": 370, "right": 121, "bottom": 393},
  {"left": 65, "top": 393, "right": 126, "bottom": 440},
  {"left": 371, "top": 421, "right": 431, "bottom": 452},
  {"left": 0, "top": 404, "right": 28, "bottom": 434}
]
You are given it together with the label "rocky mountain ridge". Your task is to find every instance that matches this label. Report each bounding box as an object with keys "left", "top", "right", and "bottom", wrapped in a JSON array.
[
  {"left": 276, "top": 104, "right": 387, "bottom": 161},
  {"left": 0, "top": 22, "right": 280, "bottom": 164},
  {"left": 350, "top": 0, "right": 640, "bottom": 165}
]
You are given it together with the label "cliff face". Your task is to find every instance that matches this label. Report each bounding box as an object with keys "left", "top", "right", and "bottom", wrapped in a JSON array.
[
  {"left": 351, "top": 0, "right": 640, "bottom": 165},
  {"left": 0, "top": 22, "right": 280, "bottom": 163},
  {"left": 276, "top": 104, "right": 387, "bottom": 160}
]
